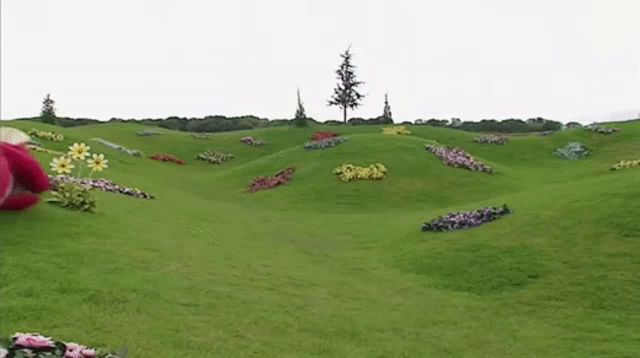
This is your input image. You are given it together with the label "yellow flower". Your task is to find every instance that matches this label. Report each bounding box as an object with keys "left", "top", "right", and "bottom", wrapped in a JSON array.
[
  {"left": 87, "top": 153, "right": 109, "bottom": 172},
  {"left": 68, "top": 143, "right": 91, "bottom": 160},
  {"left": 50, "top": 156, "right": 75, "bottom": 175}
]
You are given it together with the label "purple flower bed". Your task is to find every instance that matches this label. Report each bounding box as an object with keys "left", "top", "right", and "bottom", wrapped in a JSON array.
[
  {"left": 422, "top": 205, "right": 512, "bottom": 232},
  {"left": 425, "top": 144, "right": 492, "bottom": 173},
  {"left": 49, "top": 175, "right": 154, "bottom": 200}
]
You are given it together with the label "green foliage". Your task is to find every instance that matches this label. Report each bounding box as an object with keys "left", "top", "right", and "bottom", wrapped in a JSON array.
[
  {"left": 328, "top": 47, "right": 365, "bottom": 123},
  {"left": 40, "top": 94, "right": 57, "bottom": 125},
  {"left": 293, "top": 89, "right": 308, "bottom": 127},
  {"left": 46, "top": 183, "right": 97, "bottom": 212},
  {"left": 554, "top": 142, "right": 591, "bottom": 160}
]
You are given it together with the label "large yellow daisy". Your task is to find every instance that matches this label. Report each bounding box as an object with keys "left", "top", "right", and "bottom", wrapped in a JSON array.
[
  {"left": 50, "top": 156, "right": 75, "bottom": 175},
  {"left": 87, "top": 153, "right": 109, "bottom": 172},
  {"left": 68, "top": 142, "right": 91, "bottom": 160}
]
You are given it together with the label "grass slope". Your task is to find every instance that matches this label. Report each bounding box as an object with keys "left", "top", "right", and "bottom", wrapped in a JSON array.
[{"left": 1, "top": 120, "right": 639, "bottom": 357}]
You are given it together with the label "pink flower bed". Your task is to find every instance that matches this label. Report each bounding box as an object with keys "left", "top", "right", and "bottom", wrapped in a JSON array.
[
  {"left": 425, "top": 144, "right": 492, "bottom": 173},
  {"left": 2, "top": 332, "right": 123, "bottom": 357},
  {"left": 150, "top": 153, "right": 186, "bottom": 165},
  {"left": 247, "top": 167, "right": 295, "bottom": 192}
]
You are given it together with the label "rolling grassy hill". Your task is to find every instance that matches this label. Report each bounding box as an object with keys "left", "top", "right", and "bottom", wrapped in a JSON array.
[{"left": 1, "top": 120, "right": 639, "bottom": 357}]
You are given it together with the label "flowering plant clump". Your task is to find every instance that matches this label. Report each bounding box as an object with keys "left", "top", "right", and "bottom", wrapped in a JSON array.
[
  {"left": 49, "top": 175, "right": 154, "bottom": 200},
  {"left": 247, "top": 167, "right": 295, "bottom": 192},
  {"left": 47, "top": 143, "right": 110, "bottom": 212},
  {"left": 554, "top": 142, "right": 590, "bottom": 160},
  {"left": 26, "top": 144, "right": 64, "bottom": 156},
  {"left": 422, "top": 204, "right": 512, "bottom": 232},
  {"left": 196, "top": 150, "right": 234, "bottom": 164},
  {"left": 311, "top": 131, "right": 339, "bottom": 141},
  {"left": 0, "top": 332, "right": 124, "bottom": 358},
  {"left": 304, "top": 136, "right": 348, "bottom": 150},
  {"left": 150, "top": 153, "right": 186, "bottom": 165},
  {"left": 28, "top": 128, "right": 64, "bottom": 142},
  {"left": 192, "top": 133, "right": 213, "bottom": 140},
  {"left": 136, "top": 129, "right": 161, "bottom": 136},
  {"left": 240, "top": 136, "right": 265, "bottom": 146},
  {"left": 91, "top": 138, "right": 143, "bottom": 157},
  {"left": 610, "top": 159, "right": 640, "bottom": 171},
  {"left": 382, "top": 126, "right": 411, "bottom": 135},
  {"left": 425, "top": 144, "right": 492, "bottom": 173},
  {"left": 474, "top": 134, "right": 508, "bottom": 145},
  {"left": 586, "top": 124, "right": 618, "bottom": 134},
  {"left": 333, "top": 163, "right": 387, "bottom": 182}
]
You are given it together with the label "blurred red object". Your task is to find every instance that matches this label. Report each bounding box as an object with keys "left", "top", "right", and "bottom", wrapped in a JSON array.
[{"left": 0, "top": 143, "right": 50, "bottom": 211}]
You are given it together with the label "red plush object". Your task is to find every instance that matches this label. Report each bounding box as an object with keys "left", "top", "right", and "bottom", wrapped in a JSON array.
[{"left": 0, "top": 143, "right": 50, "bottom": 211}]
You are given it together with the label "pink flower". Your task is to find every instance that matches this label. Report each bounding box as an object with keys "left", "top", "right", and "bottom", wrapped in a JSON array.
[
  {"left": 12, "top": 332, "right": 55, "bottom": 349},
  {"left": 81, "top": 348, "right": 97, "bottom": 357}
]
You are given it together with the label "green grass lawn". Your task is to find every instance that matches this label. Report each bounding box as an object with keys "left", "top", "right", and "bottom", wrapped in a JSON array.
[{"left": 1, "top": 120, "right": 639, "bottom": 357}]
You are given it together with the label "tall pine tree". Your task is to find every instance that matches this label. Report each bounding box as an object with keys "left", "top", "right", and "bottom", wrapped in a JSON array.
[
  {"left": 293, "top": 88, "right": 308, "bottom": 127},
  {"left": 41, "top": 93, "right": 57, "bottom": 125},
  {"left": 381, "top": 93, "right": 393, "bottom": 124},
  {"left": 328, "top": 47, "right": 365, "bottom": 124}
]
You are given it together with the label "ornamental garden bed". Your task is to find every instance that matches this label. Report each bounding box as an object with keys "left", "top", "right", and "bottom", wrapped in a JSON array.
[
  {"left": 240, "top": 136, "right": 265, "bottom": 146},
  {"left": 422, "top": 204, "right": 512, "bottom": 232},
  {"left": 333, "top": 163, "right": 387, "bottom": 182},
  {"left": 0, "top": 332, "right": 124, "bottom": 358},
  {"left": 554, "top": 142, "right": 590, "bottom": 160},
  {"left": 311, "top": 131, "right": 339, "bottom": 141},
  {"left": 136, "top": 129, "right": 161, "bottom": 136},
  {"left": 49, "top": 175, "right": 155, "bottom": 200},
  {"left": 195, "top": 150, "right": 234, "bottom": 164},
  {"left": 150, "top": 153, "right": 186, "bottom": 165},
  {"left": 91, "top": 138, "right": 143, "bottom": 157},
  {"left": 382, "top": 126, "right": 411, "bottom": 135},
  {"left": 191, "top": 133, "right": 214, "bottom": 140},
  {"left": 304, "top": 136, "right": 348, "bottom": 150},
  {"left": 474, "top": 134, "right": 508, "bottom": 145},
  {"left": 610, "top": 159, "right": 640, "bottom": 171},
  {"left": 247, "top": 167, "right": 295, "bottom": 192},
  {"left": 28, "top": 128, "right": 64, "bottom": 142},
  {"left": 586, "top": 124, "right": 618, "bottom": 134},
  {"left": 425, "top": 144, "right": 492, "bottom": 173}
]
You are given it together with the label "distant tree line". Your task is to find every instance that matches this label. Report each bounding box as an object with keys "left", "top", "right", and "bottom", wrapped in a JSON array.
[{"left": 414, "top": 117, "right": 563, "bottom": 133}]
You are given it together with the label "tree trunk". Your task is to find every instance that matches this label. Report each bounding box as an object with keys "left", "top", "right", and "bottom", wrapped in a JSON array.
[{"left": 343, "top": 106, "right": 347, "bottom": 124}]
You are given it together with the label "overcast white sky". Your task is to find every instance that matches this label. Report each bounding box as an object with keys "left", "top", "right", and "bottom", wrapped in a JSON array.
[{"left": 1, "top": 0, "right": 639, "bottom": 123}]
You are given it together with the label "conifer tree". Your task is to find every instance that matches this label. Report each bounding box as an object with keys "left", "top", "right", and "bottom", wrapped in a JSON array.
[
  {"left": 41, "top": 93, "right": 57, "bottom": 125},
  {"left": 381, "top": 93, "right": 393, "bottom": 124},
  {"left": 293, "top": 88, "right": 308, "bottom": 127},
  {"left": 328, "top": 47, "right": 365, "bottom": 124}
]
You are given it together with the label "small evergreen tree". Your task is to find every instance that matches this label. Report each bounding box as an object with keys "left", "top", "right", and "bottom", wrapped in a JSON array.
[
  {"left": 293, "top": 88, "right": 308, "bottom": 127},
  {"left": 41, "top": 93, "right": 57, "bottom": 125},
  {"left": 328, "top": 47, "right": 365, "bottom": 124},
  {"left": 381, "top": 93, "right": 393, "bottom": 124}
]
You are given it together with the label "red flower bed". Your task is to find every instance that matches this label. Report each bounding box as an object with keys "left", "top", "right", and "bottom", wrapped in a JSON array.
[
  {"left": 150, "top": 153, "right": 186, "bottom": 165},
  {"left": 247, "top": 167, "right": 295, "bottom": 192},
  {"left": 311, "top": 131, "right": 339, "bottom": 141}
]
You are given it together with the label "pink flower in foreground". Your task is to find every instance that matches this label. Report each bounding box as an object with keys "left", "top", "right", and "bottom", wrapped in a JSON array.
[
  {"left": 81, "top": 348, "right": 97, "bottom": 357},
  {"left": 64, "top": 342, "right": 96, "bottom": 358},
  {"left": 12, "top": 332, "right": 55, "bottom": 349}
]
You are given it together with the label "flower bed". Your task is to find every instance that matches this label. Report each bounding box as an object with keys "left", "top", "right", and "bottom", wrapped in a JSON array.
[
  {"left": 91, "top": 138, "right": 143, "bottom": 157},
  {"left": 311, "top": 131, "right": 339, "bottom": 141},
  {"left": 554, "top": 142, "right": 590, "bottom": 160},
  {"left": 195, "top": 150, "right": 234, "bottom": 164},
  {"left": 136, "top": 129, "right": 161, "bottom": 136},
  {"left": 382, "top": 126, "right": 411, "bottom": 135},
  {"left": 0, "top": 332, "right": 124, "bottom": 358},
  {"left": 49, "top": 175, "right": 154, "bottom": 199},
  {"left": 333, "top": 163, "right": 387, "bottom": 182},
  {"left": 586, "top": 124, "right": 618, "bottom": 134},
  {"left": 247, "top": 167, "right": 295, "bottom": 192},
  {"left": 26, "top": 144, "right": 64, "bottom": 156},
  {"left": 422, "top": 205, "right": 512, "bottom": 232},
  {"left": 240, "top": 136, "right": 265, "bottom": 146},
  {"left": 150, "top": 153, "right": 186, "bottom": 165},
  {"left": 474, "top": 134, "right": 508, "bottom": 145},
  {"left": 304, "top": 136, "right": 348, "bottom": 150},
  {"left": 192, "top": 133, "right": 213, "bottom": 140},
  {"left": 425, "top": 144, "right": 492, "bottom": 173},
  {"left": 28, "top": 128, "right": 64, "bottom": 142},
  {"left": 610, "top": 159, "right": 640, "bottom": 171}
]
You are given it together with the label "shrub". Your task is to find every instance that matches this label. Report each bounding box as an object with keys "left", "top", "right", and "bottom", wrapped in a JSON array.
[
  {"left": 474, "top": 134, "right": 508, "bottom": 145},
  {"left": 248, "top": 167, "right": 295, "bottom": 192},
  {"left": 333, "top": 163, "right": 387, "bottom": 182},
  {"left": 425, "top": 144, "right": 492, "bottom": 173},
  {"left": 195, "top": 150, "right": 234, "bottom": 164},
  {"left": 304, "top": 136, "right": 348, "bottom": 150},
  {"left": 28, "top": 128, "right": 64, "bottom": 142},
  {"left": 311, "top": 131, "right": 339, "bottom": 141},
  {"left": 422, "top": 204, "right": 512, "bottom": 232},
  {"left": 554, "top": 142, "right": 590, "bottom": 160},
  {"left": 586, "top": 124, "right": 618, "bottom": 134},
  {"left": 192, "top": 133, "right": 214, "bottom": 140},
  {"left": 240, "top": 136, "right": 265, "bottom": 146},
  {"left": 150, "top": 153, "right": 186, "bottom": 165},
  {"left": 91, "top": 138, "right": 143, "bottom": 157},
  {"left": 610, "top": 159, "right": 640, "bottom": 171},
  {"left": 136, "top": 129, "right": 161, "bottom": 136},
  {"left": 49, "top": 175, "right": 154, "bottom": 200},
  {"left": 0, "top": 332, "right": 124, "bottom": 357},
  {"left": 46, "top": 182, "right": 97, "bottom": 212},
  {"left": 382, "top": 126, "right": 411, "bottom": 135}
]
